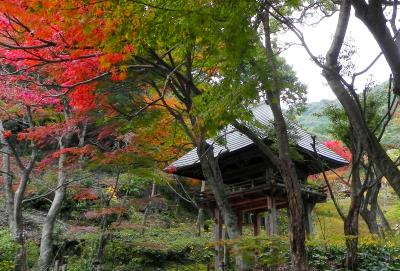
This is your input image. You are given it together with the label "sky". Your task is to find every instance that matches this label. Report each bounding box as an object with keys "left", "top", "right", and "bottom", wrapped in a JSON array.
[{"left": 280, "top": 11, "right": 391, "bottom": 103}]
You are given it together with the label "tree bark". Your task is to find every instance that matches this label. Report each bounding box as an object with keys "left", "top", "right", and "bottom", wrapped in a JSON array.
[
  {"left": 233, "top": 27, "right": 309, "bottom": 271},
  {"left": 197, "top": 141, "right": 241, "bottom": 240},
  {"left": 350, "top": 0, "right": 400, "bottom": 94},
  {"left": 344, "top": 150, "right": 362, "bottom": 270},
  {"left": 2, "top": 108, "right": 38, "bottom": 271},
  {"left": 92, "top": 172, "right": 120, "bottom": 271},
  {"left": 92, "top": 217, "right": 111, "bottom": 271},
  {"left": 267, "top": 96, "right": 308, "bottom": 271},
  {"left": 38, "top": 139, "right": 67, "bottom": 271},
  {"left": 377, "top": 204, "right": 391, "bottom": 231},
  {"left": 258, "top": 6, "right": 308, "bottom": 270},
  {"left": 344, "top": 208, "right": 360, "bottom": 271},
  {"left": 197, "top": 140, "right": 249, "bottom": 271},
  {"left": 0, "top": 124, "right": 27, "bottom": 271},
  {"left": 13, "top": 171, "right": 30, "bottom": 271},
  {"left": 360, "top": 179, "right": 382, "bottom": 236},
  {"left": 0, "top": 121, "right": 15, "bottom": 231}
]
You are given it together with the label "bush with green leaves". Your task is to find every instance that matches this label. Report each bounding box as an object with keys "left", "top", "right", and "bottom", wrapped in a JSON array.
[
  {"left": 103, "top": 227, "right": 212, "bottom": 270},
  {"left": 119, "top": 172, "right": 153, "bottom": 197},
  {"left": 0, "top": 230, "right": 18, "bottom": 271},
  {"left": 66, "top": 224, "right": 212, "bottom": 271},
  {"left": 228, "top": 235, "right": 289, "bottom": 270},
  {"left": 308, "top": 235, "right": 400, "bottom": 271},
  {"left": 0, "top": 229, "right": 41, "bottom": 271}
]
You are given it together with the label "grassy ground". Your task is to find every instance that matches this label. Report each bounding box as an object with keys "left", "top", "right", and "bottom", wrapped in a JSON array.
[{"left": 312, "top": 186, "right": 399, "bottom": 246}]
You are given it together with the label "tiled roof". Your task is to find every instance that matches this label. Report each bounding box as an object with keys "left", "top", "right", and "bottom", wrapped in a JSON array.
[{"left": 169, "top": 102, "right": 348, "bottom": 169}]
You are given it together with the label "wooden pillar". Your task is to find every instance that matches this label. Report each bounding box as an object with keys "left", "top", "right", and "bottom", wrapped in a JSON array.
[
  {"left": 266, "top": 196, "right": 278, "bottom": 235},
  {"left": 253, "top": 212, "right": 261, "bottom": 236},
  {"left": 214, "top": 208, "right": 223, "bottom": 271},
  {"left": 264, "top": 211, "right": 270, "bottom": 234},
  {"left": 303, "top": 202, "right": 315, "bottom": 236},
  {"left": 237, "top": 211, "right": 243, "bottom": 235},
  {"left": 257, "top": 212, "right": 262, "bottom": 235}
]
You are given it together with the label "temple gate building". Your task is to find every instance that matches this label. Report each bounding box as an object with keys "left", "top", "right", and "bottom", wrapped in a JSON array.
[{"left": 164, "top": 103, "right": 349, "bottom": 268}]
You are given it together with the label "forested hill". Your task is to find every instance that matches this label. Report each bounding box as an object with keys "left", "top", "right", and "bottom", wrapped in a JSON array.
[
  {"left": 296, "top": 99, "right": 337, "bottom": 142},
  {"left": 297, "top": 83, "right": 400, "bottom": 147}
]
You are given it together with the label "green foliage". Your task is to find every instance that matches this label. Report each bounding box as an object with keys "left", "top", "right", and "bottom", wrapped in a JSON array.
[
  {"left": 320, "top": 81, "right": 387, "bottom": 148},
  {"left": 0, "top": 230, "right": 38, "bottom": 270},
  {"left": 308, "top": 244, "right": 345, "bottom": 270},
  {"left": 66, "top": 234, "right": 97, "bottom": 271},
  {"left": 25, "top": 240, "right": 40, "bottom": 269},
  {"left": 233, "top": 235, "right": 289, "bottom": 268},
  {"left": 0, "top": 230, "right": 18, "bottom": 271},
  {"left": 320, "top": 103, "right": 351, "bottom": 146},
  {"left": 307, "top": 236, "right": 400, "bottom": 271},
  {"left": 356, "top": 243, "right": 400, "bottom": 271},
  {"left": 105, "top": 226, "right": 212, "bottom": 269},
  {"left": 67, "top": 225, "right": 212, "bottom": 271},
  {"left": 119, "top": 172, "right": 154, "bottom": 197},
  {"left": 165, "top": 263, "right": 209, "bottom": 271}
]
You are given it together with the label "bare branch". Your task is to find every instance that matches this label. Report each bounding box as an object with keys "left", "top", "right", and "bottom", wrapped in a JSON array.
[
  {"left": 22, "top": 174, "right": 94, "bottom": 203},
  {"left": 311, "top": 136, "right": 346, "bottom": 221}
]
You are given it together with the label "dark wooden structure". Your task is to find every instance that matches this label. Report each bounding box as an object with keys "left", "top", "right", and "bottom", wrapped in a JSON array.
[{"left": 164, "top": 103, "right": 348, "bottom": 269}]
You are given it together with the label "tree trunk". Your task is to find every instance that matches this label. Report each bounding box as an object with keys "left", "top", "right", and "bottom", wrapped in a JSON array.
[
  {"left": 344, "top": 212, "right": 359, "bottom": 271},
  {"left": 344, "top": 164, "right": 362, "bottom": 270},
  {"left": 360, "top": 179, "right": 382, "bottom": 236},
  {"left": 350, "top": 0, "right": 400, "bottom": 93},
  {"left": 360, "top": 207, "right": 380, "bottom": 236},
  {"left": 92, "top": 217, "right": 111, "bottom": 271},
  {"left": 38, "top": 140, "right": 67, "bottom": 271},
  {"left": 197, "top": 141, "right": 241, "bottom": 240},
  {"left": 259, "top": 6, "right": 308, "bottom": 270},
  {"left": 197, "top": 140, "right": 249, "bottom": 271},
  {"left": 13, "top": 171, "right": 30, "bottom": 271},
  {"left": 377, "top": 205, "right": 391, "bottom": 231},
  {"left": 14, "top": 246, "right": 28, "bottom": 271},
  {"left": 0, "top": 121, "right": 15, "bottom": 231},
  {"left": 3, "top": 108, "right": 37, "bottom": 271},
  {"left": 322, "top": 0, "right": 400, "bottom": 199},
  {"left": 93, "top": 172, "right": 120, "bottom": 271},
  {"left": 268, "top": 98, "right": 308, "bottom": 271}
]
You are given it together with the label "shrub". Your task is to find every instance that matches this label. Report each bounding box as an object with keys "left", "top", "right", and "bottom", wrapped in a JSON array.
[
  {"left": 0, "top": 230, "right": 18, "bottom": 271},
  {"left": 229, "top": 235, "right": 289, "bottom": 269},
  {"left": 307, "top": 235, "right": 400, "bottom": 271}
]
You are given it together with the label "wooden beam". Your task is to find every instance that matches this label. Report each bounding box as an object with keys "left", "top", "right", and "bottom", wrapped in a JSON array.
[
  {"left": 233, "top": 198, "right": 287, "bottom": 212},
  {"left": 238, "top": 202, "right": 287, "bottom": 213},
  {"left": 230, "top": 197, "right": 271, "bottom": 207}
]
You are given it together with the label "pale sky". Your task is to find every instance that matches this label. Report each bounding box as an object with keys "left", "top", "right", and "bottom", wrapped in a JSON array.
[{"left": 280, "top": 11, "right": 391, "bottom": 102}]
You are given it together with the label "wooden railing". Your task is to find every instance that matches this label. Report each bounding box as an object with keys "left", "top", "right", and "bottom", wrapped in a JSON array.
[{"left": 196, "top": 176, "right": 326, "bottom": 203}]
